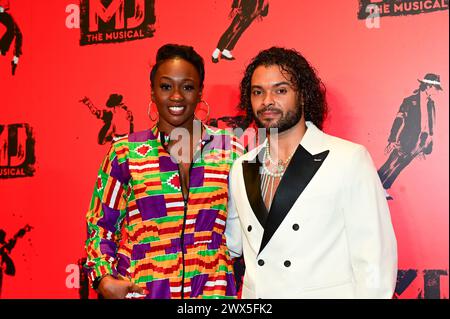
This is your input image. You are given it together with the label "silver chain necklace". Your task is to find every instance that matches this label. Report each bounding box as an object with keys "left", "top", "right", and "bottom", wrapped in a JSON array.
[{"left": 261, "top": 142, "right": 296, "bottom": 209}]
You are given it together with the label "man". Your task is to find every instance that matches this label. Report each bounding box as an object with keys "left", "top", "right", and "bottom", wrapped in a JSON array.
[
  {"left": 378, "top": 73, "right": 442, "bottom": 200},
  {"left": 211, "top": 0, "right": 269, "bottom": 63},
  {"left": 225, "top": 47, "right": 398, "bottom": 298}
]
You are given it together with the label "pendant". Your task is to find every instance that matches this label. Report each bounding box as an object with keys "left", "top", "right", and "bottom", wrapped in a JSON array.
[{"left": 277, "top": 165, "right": 284, "bottom": 174}]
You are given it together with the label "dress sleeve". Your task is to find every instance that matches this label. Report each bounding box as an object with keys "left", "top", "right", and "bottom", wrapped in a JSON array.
[{"left": 84, "top": 141, "right": 131, "bottom": 286}]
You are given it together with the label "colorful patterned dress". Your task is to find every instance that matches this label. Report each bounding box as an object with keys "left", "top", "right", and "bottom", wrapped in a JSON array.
[{"left": 85, "top": 124, "right": 244, "bottom": 299}]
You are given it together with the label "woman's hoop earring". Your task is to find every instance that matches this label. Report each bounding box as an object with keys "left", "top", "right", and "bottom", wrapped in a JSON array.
[
  {"left": 195, "top": 99, "right": 211, "bottom": 123},
  {"left": 148, "top": 101, "right": 159, "bottom": 122}
]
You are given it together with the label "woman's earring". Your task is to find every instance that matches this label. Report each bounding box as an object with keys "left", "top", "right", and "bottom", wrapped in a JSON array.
[
  {"left": 148, "top": 101, "right": 159, "bottom": 122},
  {"left": 195, "top": 99, "right": 211, "bottom": 123}
]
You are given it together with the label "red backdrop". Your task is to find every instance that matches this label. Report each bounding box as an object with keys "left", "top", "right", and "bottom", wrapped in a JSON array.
[{"left": 1, "top": 0, "right": 448, "bottom": 298}]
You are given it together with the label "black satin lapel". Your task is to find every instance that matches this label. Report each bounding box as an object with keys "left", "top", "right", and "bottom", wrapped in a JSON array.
[
  {"left": 258, "top": 146, "right": 330, "bottom": 254},
  {"left": 242, "top": 151, "right": 268, "bottom": 228}
]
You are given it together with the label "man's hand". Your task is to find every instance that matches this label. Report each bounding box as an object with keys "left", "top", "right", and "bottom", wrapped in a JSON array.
[{"left": 97, "top": 275, "right": 145, "bottom": 299}]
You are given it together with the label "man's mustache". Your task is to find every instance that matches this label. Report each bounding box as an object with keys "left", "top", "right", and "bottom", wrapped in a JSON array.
[{"left": 256, "top": 106, "right": 283, "bottom": 116}]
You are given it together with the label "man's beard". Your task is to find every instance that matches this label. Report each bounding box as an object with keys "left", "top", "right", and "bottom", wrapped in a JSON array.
[{"left": 254, "top": 104, "right": 303, "bottom": 134}]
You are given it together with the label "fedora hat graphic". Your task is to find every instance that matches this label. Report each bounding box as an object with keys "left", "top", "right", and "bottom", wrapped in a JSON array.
[{"left": 418, "top": 73, "right": 443, "bottom": 90}]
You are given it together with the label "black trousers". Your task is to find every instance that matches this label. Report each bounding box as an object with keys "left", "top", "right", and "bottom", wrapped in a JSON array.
[
  {"left": 217, "top": 1, "right": 259, "bottom": 51},
  {"left": 378, "top": 148, "right": 416, "bottom": 190},
  {"left": 0, "top": 11, "right": 22, "bottom": 57}
]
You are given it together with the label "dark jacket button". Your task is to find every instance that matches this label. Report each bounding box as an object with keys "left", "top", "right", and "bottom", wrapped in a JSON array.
[
  {"left": 293, "top": 224, "right": 300, "bottom": 231},
  {"left": 284, "top": 260, "right": 291, "bottom": 267},
  {"left": 247, "top": 225, "right": 252, "bottom": 232},
  {"left": 258, "top": 259, "right": 265, "bottom": 266}
]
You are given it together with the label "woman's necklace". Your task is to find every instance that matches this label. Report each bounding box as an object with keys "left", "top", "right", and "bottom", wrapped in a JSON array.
[{"left": 261, "top": 142, "right": 296, "bottom": 209}]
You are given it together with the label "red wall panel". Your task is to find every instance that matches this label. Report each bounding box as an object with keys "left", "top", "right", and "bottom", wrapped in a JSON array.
[{"left": 1, "top": 0, "right": 448, "bottom": 298}]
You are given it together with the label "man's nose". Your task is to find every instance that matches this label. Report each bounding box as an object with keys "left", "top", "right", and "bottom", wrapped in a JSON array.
[{"left": 262, "top": 92, "right": 275, "bottom": 106}]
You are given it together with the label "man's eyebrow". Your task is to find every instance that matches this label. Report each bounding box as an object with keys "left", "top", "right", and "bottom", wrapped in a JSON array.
[
  {"left": 273, "top": 81, "right": 291, "bottom": 87},
  {"left": 251, "top": 81, "right": 292, "bottom": 88}
]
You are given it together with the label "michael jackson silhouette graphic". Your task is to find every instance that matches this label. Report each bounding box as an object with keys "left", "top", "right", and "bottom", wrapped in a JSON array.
[
  {"left": 0, "top": 0, "right": 22, "bottom": 75},
  {"left": 0, "top": 225, "right": 32, "bottom": 297},
  {"left": 378, "top": 73, "right": 442, "bottom": 200},
  {"left": 211, "top": 0, "right": 269, "bottom": 63},
  {"left": 80, "top": 94, "right": 134, "bottom": 145}
]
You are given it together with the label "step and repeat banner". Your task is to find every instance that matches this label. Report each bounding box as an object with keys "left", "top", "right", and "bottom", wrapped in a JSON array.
[{"left": 0, "top": 0, "right": 448, "bottom": 298}]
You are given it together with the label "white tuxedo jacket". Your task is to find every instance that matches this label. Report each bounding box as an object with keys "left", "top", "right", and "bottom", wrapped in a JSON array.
[{"left": 226, "top": 122, "right": 397, "bottom": 299}]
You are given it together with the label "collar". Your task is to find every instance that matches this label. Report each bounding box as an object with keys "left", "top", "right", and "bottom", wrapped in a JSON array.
[
  {"left": 245, "top": 121, "right": 327, "bottom": 162},
  {"left": 299, "top": 121, "right": 328, "bottom": 155},
  {"left": 150, "top": 120, "right": 215, "bottom": 146}
]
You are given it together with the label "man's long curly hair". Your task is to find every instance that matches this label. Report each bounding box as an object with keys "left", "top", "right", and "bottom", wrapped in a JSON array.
[{"left": 239, "top": 47, "right": 328, "bottom": 129}]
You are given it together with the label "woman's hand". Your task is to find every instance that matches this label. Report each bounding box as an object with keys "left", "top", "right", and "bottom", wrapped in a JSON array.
[{"left": 97, "top": 275, "right": 145, "bottom": 299}]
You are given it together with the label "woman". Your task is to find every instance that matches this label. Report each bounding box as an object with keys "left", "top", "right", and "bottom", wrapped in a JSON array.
[{"left": 85, "top": 44, "right": 244, "bottom": 299}]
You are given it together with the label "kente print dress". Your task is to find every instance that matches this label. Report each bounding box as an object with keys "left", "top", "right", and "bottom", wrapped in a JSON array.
[{"left": 85, "top": 124, "right": 244, "bottom": 299}]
